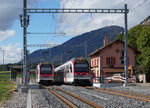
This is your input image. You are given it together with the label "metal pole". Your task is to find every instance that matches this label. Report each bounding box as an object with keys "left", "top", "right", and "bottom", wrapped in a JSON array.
[
  {"left": 23, "top": 0, "right": 27, "bottom": 85},
  {"left": 21, "top": 50, "right": 23, "bottom": 84},
  {"left": 124, "top": 4, "right": 129, "bottom": 84}
]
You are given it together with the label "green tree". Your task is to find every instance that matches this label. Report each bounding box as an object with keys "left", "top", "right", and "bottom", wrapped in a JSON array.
[
  {"left": 136, "top": 26, "right": 150, "bottom": 73},
  {"left": 116, "top": 25, "right": 150, "bottom": 74}
]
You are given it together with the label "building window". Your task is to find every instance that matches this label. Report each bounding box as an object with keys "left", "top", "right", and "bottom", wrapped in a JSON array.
[
  {"left": 121, "top": 50, "right": 124, "bottom": 57},
  {"left": 120, "top": 50, "right": 124, "bottom": 64},
  {"left": 109, "top": 58, "right": 113, "bottom": 65},
  {"left": 106, "top": 57, "right": 116, "bottom": 65}
]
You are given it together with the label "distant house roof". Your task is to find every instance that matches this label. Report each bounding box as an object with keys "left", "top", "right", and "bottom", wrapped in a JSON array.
[
  {"left": 9, "top": 65, "right": 23, "bottom": 69},
  {"left": 88, "top": 39, "right": 140, "bottom": 57}
]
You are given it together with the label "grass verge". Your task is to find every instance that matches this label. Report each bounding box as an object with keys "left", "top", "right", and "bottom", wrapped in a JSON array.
[
  {"left": 0, "top": 81, "right": 16, "bottom": 106},
  {"left": 0, "top": 71, "right": 10, "bottom": 74}
]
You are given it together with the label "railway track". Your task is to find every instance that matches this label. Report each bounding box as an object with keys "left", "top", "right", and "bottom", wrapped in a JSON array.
[
  {"left": 41, "top": 85, "right": 102, "bottom": 108},
  {"left": 85, "top": 86, "right": 150, "bottom": 103}
]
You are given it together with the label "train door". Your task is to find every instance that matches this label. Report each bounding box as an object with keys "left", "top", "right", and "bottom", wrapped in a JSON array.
[
  {"left": 60, "top": 68, "right": 65, "bottom": 83},
  {"left": 35, "top": 67, "right": 38, "bottom": 82},
  {"left": 69, "top": 64, "right": 74, "bottom": 83},
  {"left": 66, "top": 65, "right": 69, "bottom": 83},
  {"left": 64, "top": 66, "right": 67, "bottom": 84},
  {"left": 36, "top": 65, "right": 40, "bottom": 83},
  {"left": 66, "top": 63, "right": 73, "bottom": 83}
]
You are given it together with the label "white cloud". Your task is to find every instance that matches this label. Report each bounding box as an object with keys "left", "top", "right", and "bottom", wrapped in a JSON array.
[
  {"left": 58, "top": 0, "right": 150, "bottom": 36},
  {"left": 0, "top": 0, "right": 22, "bottom": 30},
  {"left": 0, "top": 0, "right": 39, "bottom": 31},
  {"left": 0, "top": 30, "right": 16, "bottom": 42},
  {"left": 0, "top": 44, "right": 22, "bottom": 64}
]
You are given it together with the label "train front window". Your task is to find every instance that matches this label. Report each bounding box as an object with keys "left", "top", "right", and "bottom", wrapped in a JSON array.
[
  {"left": 74, "top": 63, "right": 89, "bottom": 72},
  {"left": 40, "top": 67, "right": 52, "bottom": 74}
]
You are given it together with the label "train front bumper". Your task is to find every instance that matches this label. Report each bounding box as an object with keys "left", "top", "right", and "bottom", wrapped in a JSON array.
[
  {"left": 40, "top": 77, "right": 53, "bottom": 81},
  {"left": 74, "top": 75, "right": 91, "bottom": 80}
]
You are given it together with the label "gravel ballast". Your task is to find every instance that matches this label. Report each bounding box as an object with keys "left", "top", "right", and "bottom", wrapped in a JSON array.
[
  {"left": 55, "top": 84, "right": 150, "bottom": 108},
  {"left": 31, "top": 88, "right": 70, "bottom": 108},
  {"left": 1, "top": 83, "right": 150, "bottom": 108}
]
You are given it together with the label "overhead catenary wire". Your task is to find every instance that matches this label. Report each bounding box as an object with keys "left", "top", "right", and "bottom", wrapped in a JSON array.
[
  {"left": 49, "top": 0, "right": 77, "bottom": 44},
  {"left": 56, "top": 0, "right": 127, "bottom": 36},
  {"left": 27, "top": 32, "right": 66, "bottom": 35},
  {"left": 114, "top": 0, "right": 148, "bottom": 27},
  {"left": 34, "top": 0, "right": 63, "bottom": 45},
  {"left": 56, "top": 0, "right": 77, "bottom": 34}
]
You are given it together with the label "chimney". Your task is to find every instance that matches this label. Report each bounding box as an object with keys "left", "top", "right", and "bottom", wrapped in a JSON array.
[{"left": 104, "top": 35, "right": 109, "bottom": 46}]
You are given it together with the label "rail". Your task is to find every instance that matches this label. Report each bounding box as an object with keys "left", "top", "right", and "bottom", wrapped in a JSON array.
[
  {"left": 41, "top": 85, "right": 102, "bottom": 108},
  {"left": 86, "top": 86, "right": 150, "bottom": 103},
  {"left": 41, "top": 85, "right": 77, "bottom": 108}
]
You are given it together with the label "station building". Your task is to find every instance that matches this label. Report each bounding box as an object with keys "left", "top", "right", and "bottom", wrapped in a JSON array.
[{"left": 88, "top": 36, "right": 140, "bottom": 83}]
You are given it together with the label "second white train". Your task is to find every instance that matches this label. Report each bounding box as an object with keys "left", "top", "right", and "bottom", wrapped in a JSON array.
[{"left": 53, "top": 57, "right": 92, "bottom": 85}]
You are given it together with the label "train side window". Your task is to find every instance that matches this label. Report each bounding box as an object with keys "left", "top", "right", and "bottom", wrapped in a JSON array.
[
  {"left": 66, "top": 65, "right": 69, "bottom": 73},
  {"left": 70, "top": 64, "right": 72, "bottom": 73}
]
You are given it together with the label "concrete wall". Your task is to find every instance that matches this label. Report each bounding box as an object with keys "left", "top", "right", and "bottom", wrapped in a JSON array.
[{"left": 101, "top": 42, "right": 135, "bottom": 68}]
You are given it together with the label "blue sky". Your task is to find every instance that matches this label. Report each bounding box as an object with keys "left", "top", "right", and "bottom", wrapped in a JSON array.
[{"left": 0, "top": 0, "right": 150, "bottom": 64}]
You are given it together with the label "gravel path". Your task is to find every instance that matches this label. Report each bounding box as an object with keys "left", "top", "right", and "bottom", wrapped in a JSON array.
[
  {"left": 31, "top": 88, "right": 70, "bottom": 108},
  {"left": 1, "top": 91, "right": 27, "bottom": 108},
  {"left": 56, "top": 85, "right": 150, "bottom": 108}
]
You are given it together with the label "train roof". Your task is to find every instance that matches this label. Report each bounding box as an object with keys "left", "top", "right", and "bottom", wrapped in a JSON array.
[
  {"left": 38, "top": 62, "right": 52, "bottom": 65},
  {"left": 54, "top": 57, "right": 88, "bottom": 71}
]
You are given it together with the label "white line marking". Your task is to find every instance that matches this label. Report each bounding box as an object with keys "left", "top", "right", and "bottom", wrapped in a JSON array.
[
  {"left": 82, "top": 91, "right": 109, "bottom": 100},
  {"left": 27, "top": 89, "right": 32, "bottom": 108}
]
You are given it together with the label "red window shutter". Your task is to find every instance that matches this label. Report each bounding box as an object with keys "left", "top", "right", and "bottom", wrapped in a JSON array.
[
  {"left": 97, "top": 70, "right": 99, "bottom": 77},
  {"left": 97, "top": 57, "right": 99, "bottom": 66},
  {"left": 113, "top": 57, "right": 116, "bottom": 65},
  {"left": 106, "top": 57, "right": 109, "bottom": 65},
  {"left": 93, "top": 59, "right": 94, "bottom": 66}
]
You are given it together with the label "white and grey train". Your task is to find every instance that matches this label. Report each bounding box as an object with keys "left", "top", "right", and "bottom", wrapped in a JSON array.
[
  {"left": 53, "top": 57, "right": 92, "bottom": 85},
  {"left": 35, "top": 62, "right": 54, "bottom": 84}
]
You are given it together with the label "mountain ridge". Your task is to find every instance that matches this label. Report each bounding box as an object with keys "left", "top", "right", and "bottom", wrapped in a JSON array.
[{"left": 28, "top": 25, "right": 124, "bottom": 65}]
